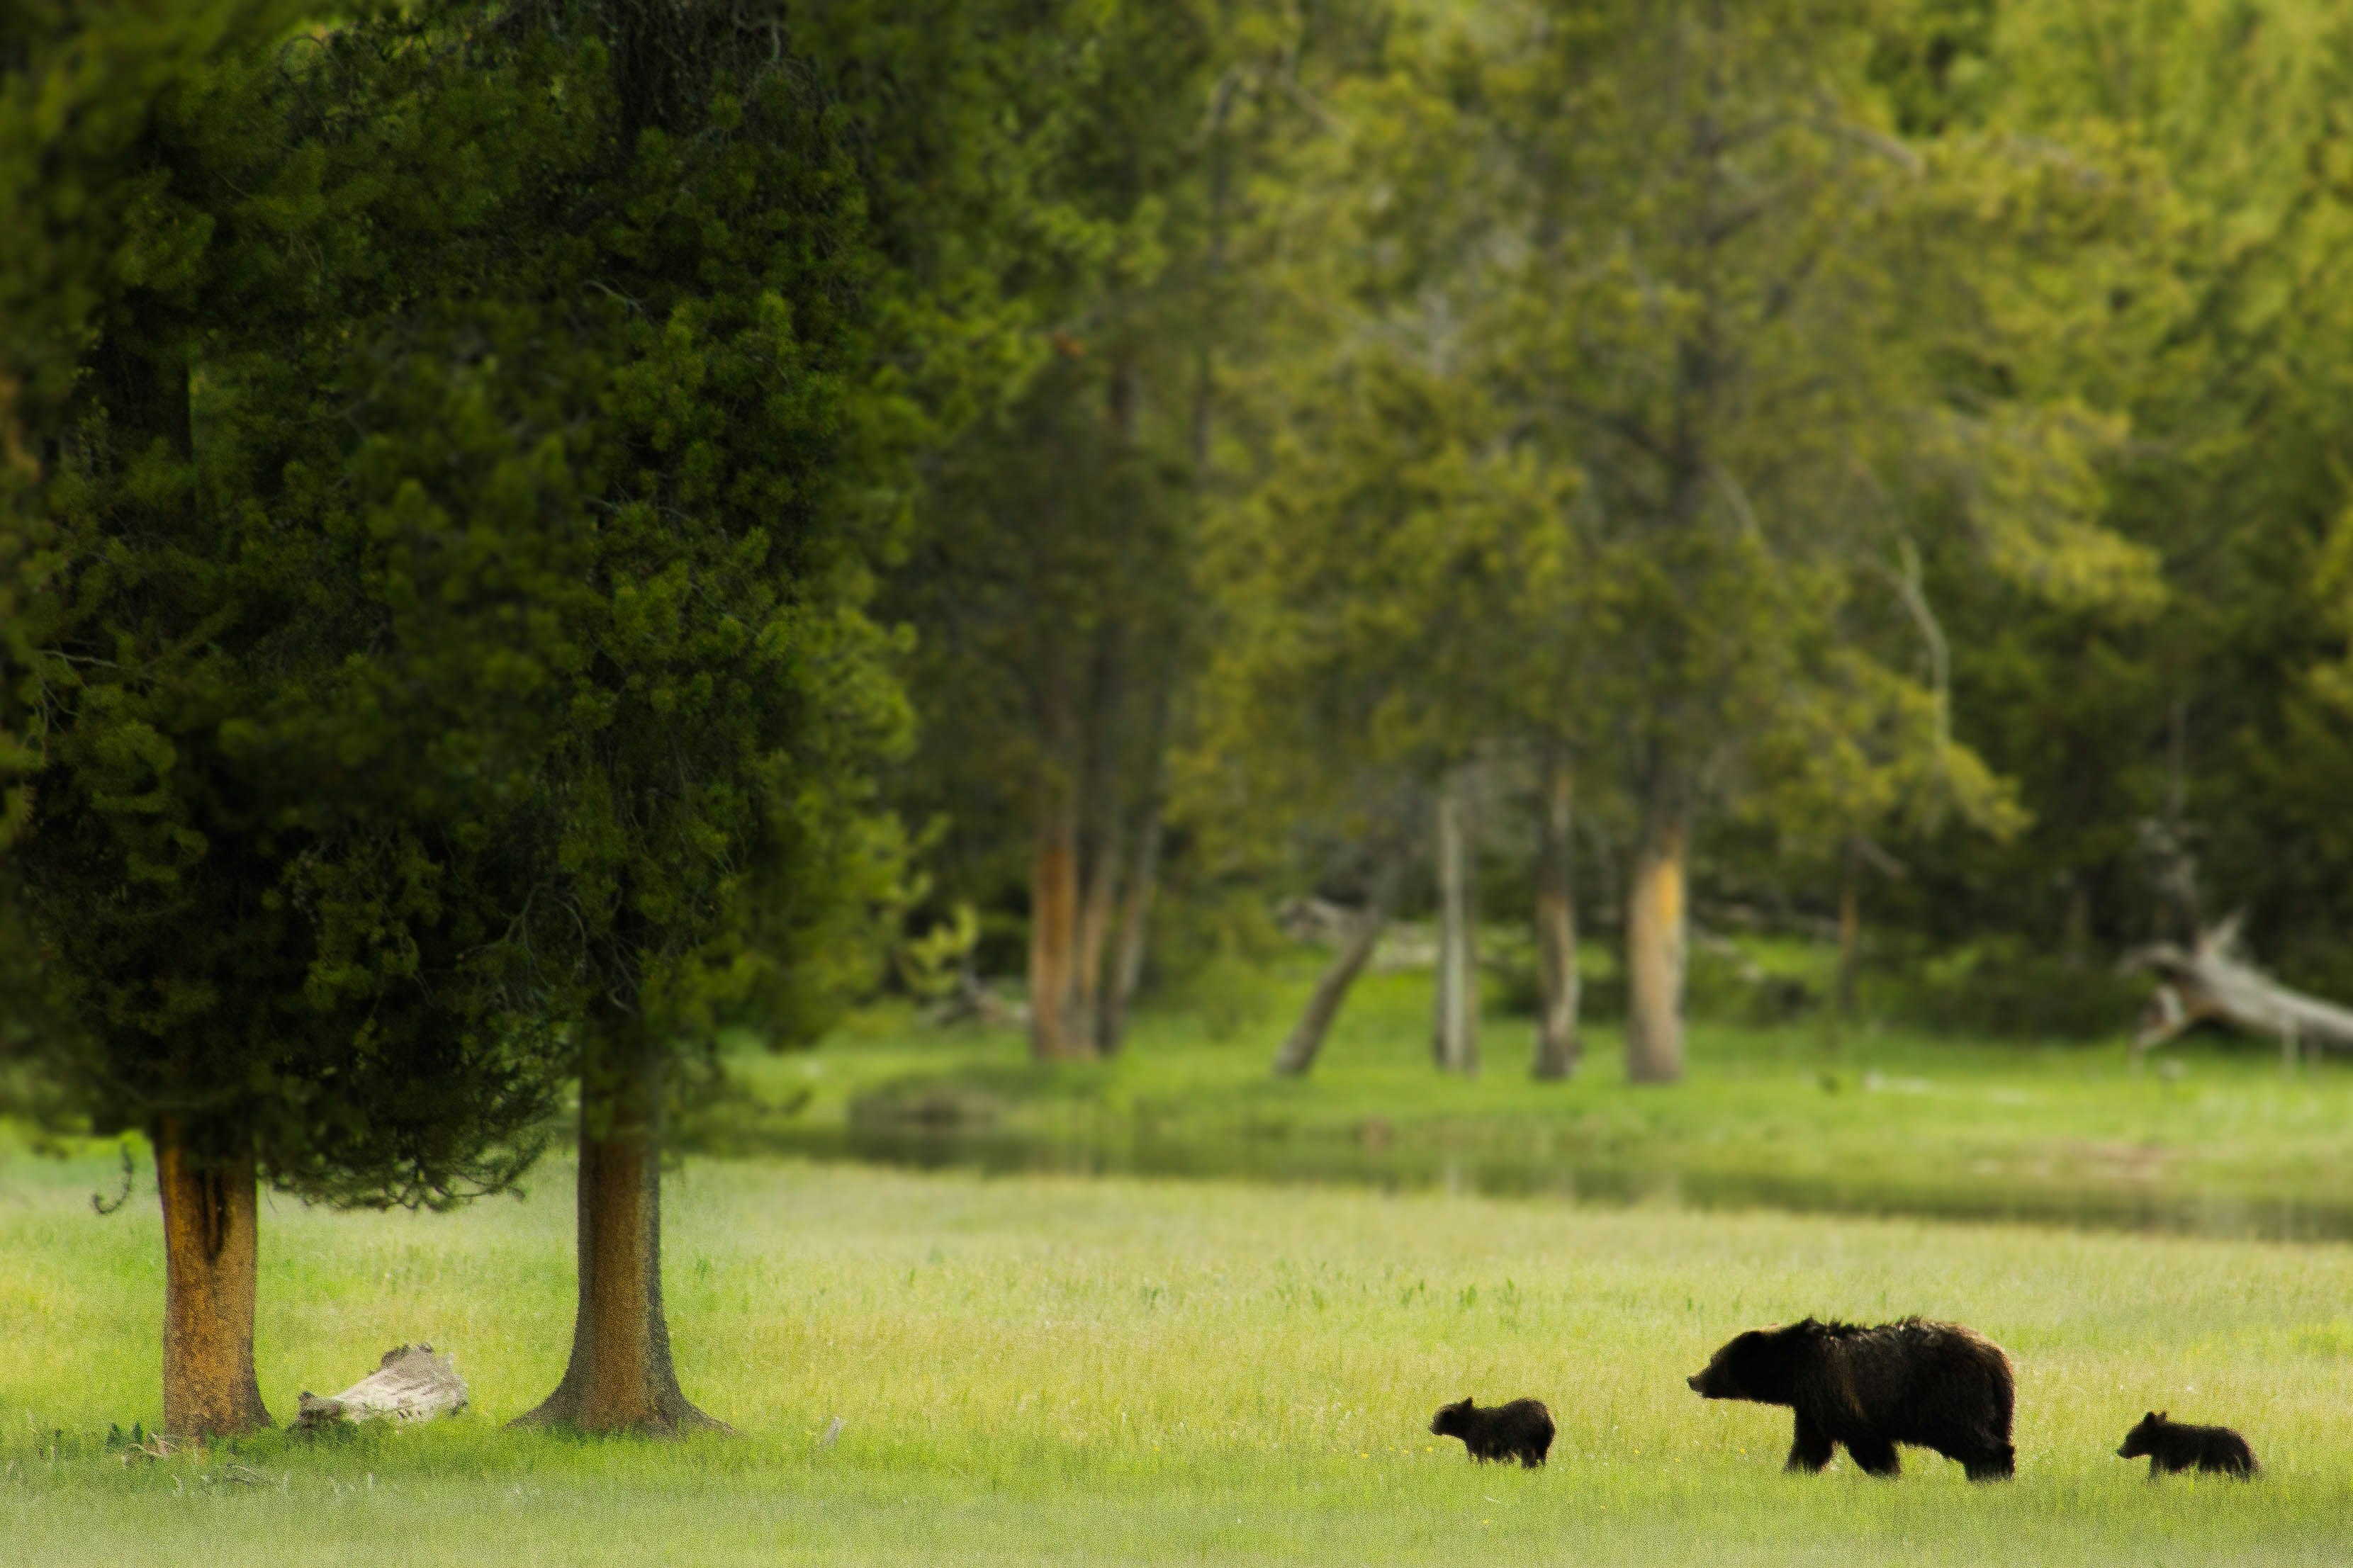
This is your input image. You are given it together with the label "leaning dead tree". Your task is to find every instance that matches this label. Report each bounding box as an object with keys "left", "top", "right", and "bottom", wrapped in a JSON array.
[
  {"left": 295, "top": 1344, "right": 468, "bottom": 1431},
  {"left": 1273, "top": 859, "right": 1405, "bottom": 1078},
  {"left": 2123, "top": 915, "right": 2353, "bottom": 1071}
]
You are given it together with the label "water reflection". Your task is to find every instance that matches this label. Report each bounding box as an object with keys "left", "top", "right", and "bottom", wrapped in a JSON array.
[{"left": 724, "top": 1124, "right": 2353, "bottom": 1244}]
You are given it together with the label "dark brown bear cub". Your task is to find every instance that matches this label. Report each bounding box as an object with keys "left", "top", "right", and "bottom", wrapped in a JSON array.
[
  {"left": 1687, "top": 1317, "right": 2015, "bottom": 1481},
  {"left": 1429, "top": 1397, "right": 1555, "bottom": 1467},
  {"left": 2117, "top": 1411, "right": 2257, "bottom": 1477}
]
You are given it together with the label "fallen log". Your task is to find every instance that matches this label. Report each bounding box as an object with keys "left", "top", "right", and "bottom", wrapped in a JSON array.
[
  {"left": 295, "top": 1343, "right": 467, "bottom": 1431},
  {"left": 2123, "top": 915, "right": 2353, "bottom": 1071},
  {"left": 921, "top": 968, "right": 1029, "bottom": 1031}
]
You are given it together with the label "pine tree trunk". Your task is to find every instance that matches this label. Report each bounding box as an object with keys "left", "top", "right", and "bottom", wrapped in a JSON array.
[
  {"left": 1624, "top": 790, "right": 1689, "bottom": 1085},
  {"left": 515, "top": 1030, "right": 722, "bottom": 1435},
  {"left": 2062, "top": 875, "right": 2092, "bottom": 970},
  {"left": 1431, "top": 780, "right": 1480, "bottom": 1076},
  {"left": 1532, "top": 754, "right": 1582, "bottom": 1080},
  {"left": 1101, "top": 803, "right": 1164, "bottom": 1054},
  {"left": 1836, "top": 837, "right": 1861, "bottom": 1015},
  {"left": 155, "top": 1120, "right": 270, "bottom": 1438},
  {"left": 1274, "top": 857, "right": 1400, "bottom": 1077},
  {"left": 1070, "top": 602, "right": 1138, "bottom": 1057},
  {"left": 1071, "top": 796, "right": 1123, "bottom": 1059},
  {"left": 1028, "top": 673, "right": 1086, "bottom": 1061}
]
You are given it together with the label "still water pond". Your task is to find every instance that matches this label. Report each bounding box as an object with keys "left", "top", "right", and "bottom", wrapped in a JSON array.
[{"left": 746, "top": 1123, "right": 2353, "bottom": 1245}]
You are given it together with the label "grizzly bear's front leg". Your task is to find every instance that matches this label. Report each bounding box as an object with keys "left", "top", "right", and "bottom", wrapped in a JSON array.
[
  {"left": 1787, "top": 1412, "right": 1835, "bottom": 1473},
  {"left": 1845, "top": 1436, "right": 1902, "bottom": 1477}
]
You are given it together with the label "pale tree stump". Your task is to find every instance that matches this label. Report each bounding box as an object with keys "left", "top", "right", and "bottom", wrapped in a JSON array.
[{"left": 295, "top": 1344, "right": 468, "bottom": 1431}]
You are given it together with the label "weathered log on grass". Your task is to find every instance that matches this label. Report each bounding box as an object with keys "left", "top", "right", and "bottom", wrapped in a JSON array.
[
  {"left": 2123, "top": 916, "right": 2353, "bottom": 1071},
  {"left": 922, "top": 967, "right": 1029, "bottom": 1031},
  {"left": 294, "top": 1344, "right": 467, "bottom": 1431}
]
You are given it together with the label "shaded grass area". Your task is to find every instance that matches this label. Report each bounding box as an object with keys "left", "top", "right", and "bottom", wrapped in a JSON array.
[
  {"left": 5, "top": 1146, "right": 2353, "bottom": 1564},
  {"left": 694, "top": 951, "right": 2353, "bottom": 1240}
]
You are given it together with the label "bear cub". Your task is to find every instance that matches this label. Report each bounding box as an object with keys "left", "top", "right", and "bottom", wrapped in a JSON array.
[
  {"left": 2117, "top": 1411, "right": 2257, "bottom": 1478},
  {"left": 1429, "top": 1397, "right": 1555, "bottom": 1467},
  {"left": 1688, "top": 1316, "right": 2015, "bottom": 1482}
]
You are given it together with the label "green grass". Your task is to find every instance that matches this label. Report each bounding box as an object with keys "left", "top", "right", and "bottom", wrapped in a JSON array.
[
  {"left": 5, "top": 1137, "right": 2353, "bottom": 1564},
  {"left": 699, "top": 952, "right": 2353, "bottom": 1239}
]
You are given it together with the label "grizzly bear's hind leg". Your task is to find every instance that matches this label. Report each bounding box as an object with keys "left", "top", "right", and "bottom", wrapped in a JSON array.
[
  {"left": 1845, "top": 1436, "right": 1902, "bottom": 1477},
  {"left": 1786, "top": 1414, "right": 1835, "bottom": 1474}
]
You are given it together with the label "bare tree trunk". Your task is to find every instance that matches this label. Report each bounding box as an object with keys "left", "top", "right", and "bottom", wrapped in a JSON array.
[
  {"left": 1836, "top": 835, "right": 1861, "bottom": 1015},
  {"left": 515, "top": 1030, "right": 722, "bottom": 1435},
  {"left": 1624, "top": 784, "right": 1689, "bottom": 1085},
  {"left": 156, "top": 1120, "right": 269, "bottom": 1438},
  {"left": 1431, "top": 779, "right": 1481, "bottom": 1076},
  {"left": 1028, "top": 662, "right": 1087, "bottom": 1061},
  {"left": 2062, "top": 875, "right": 2092, "bottom": 970},
  {"left": 1071, "top": 783, "right": 1123, "bottom": 1059},
  {"left": 1532, "top": 752, "right": 1582, "bottom": 1080},
  {"left": 1274, "top": 857, "right": 1400, "bottom": 1077},
  {"left": 1101, "top": 802, "right": 1164, "bottom": 1054},
  {"left": 1028, "top": 773, "right": 1083, "bottom": 1060}
]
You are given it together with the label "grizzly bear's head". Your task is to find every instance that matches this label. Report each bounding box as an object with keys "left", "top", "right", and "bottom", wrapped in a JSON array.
[
  {"left": 2116, "top": 1411, "right": 2167, "bottom": 1458},
  {"left": 1430, "top": 1398, "right": 1476, "bottom": 1438},
  {"left": 1687, "top": 1321, "right": 1815, "bottom": 1402}
]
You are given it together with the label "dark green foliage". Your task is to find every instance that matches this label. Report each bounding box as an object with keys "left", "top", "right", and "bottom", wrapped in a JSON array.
[
  {"left": 0, "top": 0, "right": 1015, "bottom": 1200},
  {"left": 325, "top": 1, "right": 914, "bottom": 1064},
  {"left": 879, "top": 0, "right": 1229, "bottom": 986},
  {"left": 1851, "top": 0, "right": 2353, "bottom": 993},
  {"left": 1, "top": 0, "right": 569, "bottom": 1201},
  {"left": 1862, "top": 937, "right": 2150, "bottom": 1041}
]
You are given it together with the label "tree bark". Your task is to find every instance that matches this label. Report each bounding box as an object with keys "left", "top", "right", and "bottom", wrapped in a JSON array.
[
  {"left": 1071, "top": 786, "right": 1123, "bottom": 1059},
  {"left": 1836, "top": 836, "right": 1862, "bottom": 1015},
  {"left": 1274, "top": 857, "right": 1400, "bottom": 1077},
  {"left": 515, "top": 1030, "right": 722, "bottom": 1435},
  {"left": 156, "top": 1121, "right": 270, "bottom": 1438},
  {"left": 1532, "top": 753, "right": 1582, "bottom": 1080},
  {"left": 1028, "top": 675, "right": 1086, "bottom": 1061},
  {"left": 1101, "top": 801, "right": 1164, "bottom": 1054},
  {"left": 2062, "top": 875, "right": 2092, "bottom": 970},
  {"left": 1624, "top": 786, "right": 1690, "bottom": 1085},
  {"left": 1430, "top": 779, "right": 1481, "bottom": 1076}
]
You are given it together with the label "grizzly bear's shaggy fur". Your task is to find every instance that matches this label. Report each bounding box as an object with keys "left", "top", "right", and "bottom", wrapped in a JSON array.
[
  {"left": 2117, "top": 1411, "right": 2257, "bottom": 1478},
  {"left": 1687, "top": 1317, "right": 2015, "bottom": 1481},
  {"left": 1429, "top": 1397, "right": 1556, "bottom": 1467}
]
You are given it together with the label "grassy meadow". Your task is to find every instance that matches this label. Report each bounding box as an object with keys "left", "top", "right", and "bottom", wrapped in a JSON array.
[{"left": 6, "top": 1134, "right": 2353, "bottom": 1565}]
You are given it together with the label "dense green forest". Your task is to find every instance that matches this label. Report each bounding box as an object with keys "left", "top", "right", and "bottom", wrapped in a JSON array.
[
  {"left": 894, "top": 0, "right": 2353, "bottom": 1071},
  {"left": 5, "top": 0, "right": 2353, "bottom": 1442}
]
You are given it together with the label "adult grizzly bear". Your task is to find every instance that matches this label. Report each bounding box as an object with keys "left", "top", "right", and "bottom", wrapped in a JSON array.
[{"left": 1687, "top": 1316, "right": 2015, "bottom": 1481}]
